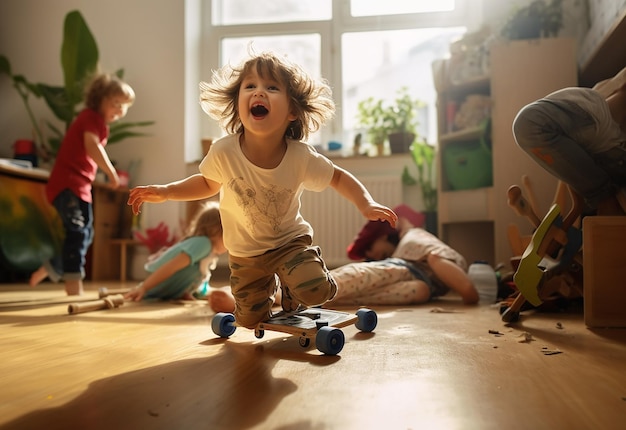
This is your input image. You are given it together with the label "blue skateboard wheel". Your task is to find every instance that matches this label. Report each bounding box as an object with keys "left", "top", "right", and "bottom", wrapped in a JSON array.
[
  {"left": 212, "top": 312, "right": 236, "bottom": 338},
  {"left": 355, "top": 308, "right": 377, "bottom": 332},
  {"left": 315, "top": 326, "right": 345, "bottom": 355}
]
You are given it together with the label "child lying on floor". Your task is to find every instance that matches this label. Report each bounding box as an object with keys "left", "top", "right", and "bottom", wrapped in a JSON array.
[
  {"left": 208, "top": 212, "right": 478, "bottom": 312},
  {"left": 330, "top": 216, "right": 478, "bottom": 306}
]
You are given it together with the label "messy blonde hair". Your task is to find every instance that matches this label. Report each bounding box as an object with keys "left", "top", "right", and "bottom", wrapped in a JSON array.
[
  {"left": 199, "top": 50, "right": 335, "bottom": 141},
  {"left": 185, "top": 201, "right": 222, "bottom": 242},
  {"left": 85, "top": 73, "right": 135, "bottom": 111}
]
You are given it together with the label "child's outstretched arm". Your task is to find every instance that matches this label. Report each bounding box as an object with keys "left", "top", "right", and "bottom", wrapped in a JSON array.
[
  {"left": 128, "top": 174, "right": 220, "bottom": 215},
  {"left": 426, "top": 252, "right": 479, "bottom": 305},
  {"left": 329, "top": 166, "right": 398, "bottom": 227},
  {"left": 125, "top": 252, "right": 191, "bottom": 301}
]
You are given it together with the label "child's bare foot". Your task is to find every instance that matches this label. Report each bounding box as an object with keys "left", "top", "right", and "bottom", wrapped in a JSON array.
[
  {"left": 207, "top": 289, "right": 235, "bottom": 313},
  {"left": 29, "top": 266, "right": 48, "bottom": 287},
  {"left": 65, "top": 279, "right": 84, "bottom": 296}
]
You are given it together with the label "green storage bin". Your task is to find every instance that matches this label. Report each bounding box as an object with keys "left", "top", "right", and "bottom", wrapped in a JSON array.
[{"left": 443, "top": 135, "right": 492, "bottom": 191}]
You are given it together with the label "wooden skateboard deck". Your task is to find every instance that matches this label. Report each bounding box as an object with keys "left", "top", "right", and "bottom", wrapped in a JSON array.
[{"left": 258, "top": 308, "right": 358, "bottom": 336}]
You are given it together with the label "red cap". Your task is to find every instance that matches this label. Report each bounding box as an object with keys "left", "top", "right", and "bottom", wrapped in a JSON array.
[{"left": 346, "top": 220, "right": 397, "bottom": 261}]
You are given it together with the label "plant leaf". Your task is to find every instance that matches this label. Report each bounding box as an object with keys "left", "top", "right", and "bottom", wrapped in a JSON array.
[
  {"left": 0, "top": 55, "right": 10, "bottom": 75},
  {"left": 108, "top": 130, "right": 152, "bottom": 145},
  {"left": 110, "top": 121, "right": 155, "bottom": 132},
  {"left": 108, "top": 120, "right": 154, "bottom": 144},
  {"left": 38, "top": 83, "right": 74, "bottom": 125},
  {"left": 62, "top": 10, "right": 99, "bottom": 106}
]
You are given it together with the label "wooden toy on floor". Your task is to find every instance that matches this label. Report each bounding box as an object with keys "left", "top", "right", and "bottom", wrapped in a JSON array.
[
  {"left": 502, "top": 181, "right": 583, "bottom": 323},
  {"left": 68, "top": 295, "right": 125, "bottom": 315},
  {"left": 98, "top": 287, "right": 131, "bottom": 298}
]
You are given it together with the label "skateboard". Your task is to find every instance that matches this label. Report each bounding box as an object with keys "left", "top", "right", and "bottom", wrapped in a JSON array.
[{"left": 211, "top": 307, "right": 378, "bottom": 355}]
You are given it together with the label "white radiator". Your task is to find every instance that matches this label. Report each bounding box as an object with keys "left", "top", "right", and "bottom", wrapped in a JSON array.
[{"left": 300, "top": 175, "right": 403, "bottom": 267}]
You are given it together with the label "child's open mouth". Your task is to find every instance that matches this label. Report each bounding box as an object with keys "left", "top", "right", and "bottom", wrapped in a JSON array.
[{"left": 251, "top": 103, "right": 269, "bottom": 118}]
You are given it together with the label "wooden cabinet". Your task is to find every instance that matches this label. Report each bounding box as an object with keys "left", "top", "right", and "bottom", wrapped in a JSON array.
[
  {"left": 0, "top": 162, "right": 133, "bottom": 281},
  {"left": 435, "top": 38, "right": 578, "bottom": 267},
  {"left": 90, "top": 186, "right": 134, "bottom": 280}
]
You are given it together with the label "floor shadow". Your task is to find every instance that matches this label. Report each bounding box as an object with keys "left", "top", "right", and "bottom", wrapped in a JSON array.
[{"left": 0, "top": 342, "right": 299, "bottom": 430}]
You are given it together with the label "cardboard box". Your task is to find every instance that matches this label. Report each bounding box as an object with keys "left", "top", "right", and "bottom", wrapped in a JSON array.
[{"left": 583, "top": 216, "right": 626, "bottom": 328}]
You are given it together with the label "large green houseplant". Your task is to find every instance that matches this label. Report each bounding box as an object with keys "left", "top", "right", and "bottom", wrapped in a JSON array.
[
  {"left": 0, "top": 10, "right": 153, "bottom": 160},
  {"left": 355, "top": 87, "right": 425, "bottom": 154}
]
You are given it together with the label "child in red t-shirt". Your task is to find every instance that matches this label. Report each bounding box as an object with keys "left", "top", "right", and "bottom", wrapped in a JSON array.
[{"left": 30, "top": 73, "right": 135, "bottom": 295}]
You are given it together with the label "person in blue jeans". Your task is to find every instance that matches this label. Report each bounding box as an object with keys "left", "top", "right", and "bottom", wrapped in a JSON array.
[
  {"left": 125, "top": 201, "right": 227, "bottom": 301},
  {"left": 29, "top": 73, "right": 135, "bottom": 295},
  {"left": 512, "top": 66, "right": 626, "bottom": 216}
]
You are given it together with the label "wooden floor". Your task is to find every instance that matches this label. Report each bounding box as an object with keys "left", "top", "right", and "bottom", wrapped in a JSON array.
[{"left": 1, "top": 279, "right": 625, "bottom": 430}]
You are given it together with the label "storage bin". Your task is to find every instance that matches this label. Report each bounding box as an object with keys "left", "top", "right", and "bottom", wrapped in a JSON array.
[{"left": 443, "top": 137, "right": 492, "bottom": 190}]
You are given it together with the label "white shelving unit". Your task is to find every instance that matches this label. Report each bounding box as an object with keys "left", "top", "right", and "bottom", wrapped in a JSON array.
[{"left": 435, "top": 38, "right": 578, "bottom": 267}]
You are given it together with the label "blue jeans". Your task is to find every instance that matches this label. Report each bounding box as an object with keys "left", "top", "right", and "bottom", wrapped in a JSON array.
[
  {"left": 513, "top": 91, "right": 626, "bottom": 209},
  {"left": 44, "top": 189, "right": 93, "bottom": 281}
]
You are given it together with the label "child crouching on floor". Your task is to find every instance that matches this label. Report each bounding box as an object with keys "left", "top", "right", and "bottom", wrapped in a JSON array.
[
  {"left": 125, "top": 201, "right": 227, "bottom": 301},
  {"left": 127, "top": 51, "right": 397, "bottom": 327}
]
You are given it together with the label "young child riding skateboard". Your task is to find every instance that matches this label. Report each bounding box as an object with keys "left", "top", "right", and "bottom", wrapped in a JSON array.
[{"left": 128, "top": 50, "right": 397, "bottom": 328}]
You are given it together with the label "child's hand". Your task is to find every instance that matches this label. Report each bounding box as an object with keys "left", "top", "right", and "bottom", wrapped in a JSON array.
[
  {"left": 124, "top": 284, "right": 146, "bottom": 301},
  {"left": 107, "top": 174, "right": 121, "bottom": 190},
  {"left": 106, "top": 168, "right": 121, "bottom": 189},
  {"left": 127, "top": 185, "right": 168, "bottom": 215},
  {"left": 362, "top": 203, "right": 398, "bottom": 228}
]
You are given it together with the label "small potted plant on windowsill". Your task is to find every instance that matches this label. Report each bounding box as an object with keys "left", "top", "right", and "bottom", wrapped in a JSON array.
[{"left": 355, "top": 87, "right": 425, "bottom": 155}]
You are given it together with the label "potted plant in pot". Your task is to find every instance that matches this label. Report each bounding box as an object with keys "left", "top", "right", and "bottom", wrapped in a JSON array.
[
  {"left": 355, "top": 87, "right": 425, "bottom": 154},
  {"left": 386, "top": 87, "right": 426, "bottom": 154}
]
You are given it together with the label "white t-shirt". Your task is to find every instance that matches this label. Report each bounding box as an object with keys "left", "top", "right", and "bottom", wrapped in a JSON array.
[{"left": 199, "top": 133, "right": 335, "bottom": 257}]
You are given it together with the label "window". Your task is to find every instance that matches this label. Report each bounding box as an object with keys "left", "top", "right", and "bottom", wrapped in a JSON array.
[
  {"left": 198, "top": 0, "right": 473, "bottom": 159},
  {"left": 350, "top": 0, "right": 456, "bottom": 16},
  {"left": 212, "top": 0, "right": 332, "bottom": 25}
]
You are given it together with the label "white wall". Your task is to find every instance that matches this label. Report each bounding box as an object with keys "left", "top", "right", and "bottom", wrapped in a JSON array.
[{"left": 0, "top": 0, "right": 190, "bottom": 230}]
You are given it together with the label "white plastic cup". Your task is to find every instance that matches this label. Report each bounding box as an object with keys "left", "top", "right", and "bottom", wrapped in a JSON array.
[{"left": 468, "top": 261, "right": 498, "bottom": 305}]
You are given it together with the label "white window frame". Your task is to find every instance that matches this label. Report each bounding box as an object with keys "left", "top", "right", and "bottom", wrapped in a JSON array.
[{"left": 197, "top": 0, "right": 477, "bottom": 155}]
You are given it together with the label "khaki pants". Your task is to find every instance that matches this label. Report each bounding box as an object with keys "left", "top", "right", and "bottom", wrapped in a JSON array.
[{"left": 228, "top": 235, "right": 337, "bottom": 328}]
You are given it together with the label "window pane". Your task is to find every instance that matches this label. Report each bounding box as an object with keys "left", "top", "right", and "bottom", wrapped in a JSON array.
[
  {"left": 213, "top": 0, "right": 332, "bottom": 25},
  {"left": 351, "top": 0, "right": 455, "bottom": 16},
  {"left": 342, "top": 28, "right": 465, "bottom": 150}
]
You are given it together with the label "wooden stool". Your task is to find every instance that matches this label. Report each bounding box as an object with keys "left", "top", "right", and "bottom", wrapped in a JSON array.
[
  {"left": 109, "top": 239, "right": 141, "bottom": 283},
  {"left": 583, "top": 216, "right": 626, "bottom": 328}
]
